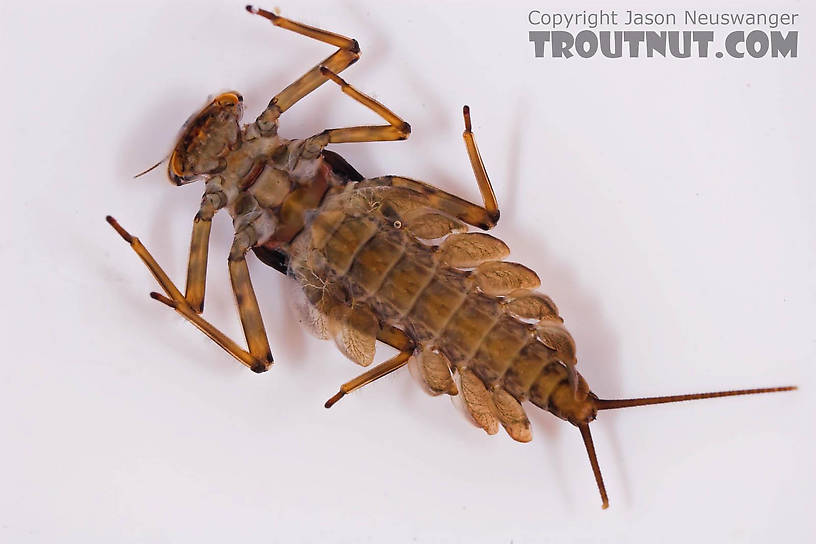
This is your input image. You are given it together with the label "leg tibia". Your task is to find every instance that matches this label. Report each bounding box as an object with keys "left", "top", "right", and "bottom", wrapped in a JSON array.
[
  {"left": 106, "top": 216, "right": 269, "bottom": 372},
  {"left": 229, "top": 256, "right": 274, "bottom": 371},
  {"left": 462, "top": 106, "right": 499, "bottom": 224},
  {"left": 185, "top": 215, "right": 212, "bottom": 313},
  {"left": 318, "top": 67, "right": 410, "bottom": 144}
]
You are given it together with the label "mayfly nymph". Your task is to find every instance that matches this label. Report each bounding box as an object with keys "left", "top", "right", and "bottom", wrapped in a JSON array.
[{"left": 107, "top": 5, "right": 796, "bottom": 509}]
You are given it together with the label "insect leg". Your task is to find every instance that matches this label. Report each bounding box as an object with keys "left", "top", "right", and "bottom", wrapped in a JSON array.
[
  {"left": 184, "top": 214, "right": 212, "bottom": 313},
  {"left": 365, "top": 175, "right": 498, "bottom": 231},
  {"left": 363, "top": 106, "right": 499, "bottom": 229},
  {"left": 324, "top": 325, "right": 416, "bottom": 408},
  {"left": 185, "top": 182, "right": 229, "bottom": 313},
  {"left": 316, "top": 67, "right": 411, "bottom": 143},
  {"left": 106, "top": 216, "right": 266, "bottom": 372},
  {"left": 324, "top": 351, "right": 412, "bottom": 408},
  {"left": 228, "top": 243, "right": 274, "bottom": 372},
  {"left": 461, "top": 105, "right": 499, "bottom": 225},
  {"left": 246, "top": 6, "right": 360, "bottom": 128}
]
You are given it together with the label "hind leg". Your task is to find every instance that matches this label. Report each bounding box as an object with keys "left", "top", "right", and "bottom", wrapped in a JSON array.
[
  {"left": 324, "top": 325, "right": 415, "bottom": 408},
  {"left": 364, "top": 107, "right": 500, "bottom": 230},
  {"left": 461, "top": 105, "right": 499, "bottom": 226}
]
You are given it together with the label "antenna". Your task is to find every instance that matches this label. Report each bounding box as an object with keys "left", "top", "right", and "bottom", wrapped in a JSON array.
[{"left": 133, "top": 155, "right": 168, "bottom": 179}]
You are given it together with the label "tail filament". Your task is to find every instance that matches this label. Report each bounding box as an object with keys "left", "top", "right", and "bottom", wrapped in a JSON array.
[
  {"left": 593, "top": 386, "right": 796, "bottom": 411},
  {"left": 579, "top": 423, "right": 609, "bottom": 509}
]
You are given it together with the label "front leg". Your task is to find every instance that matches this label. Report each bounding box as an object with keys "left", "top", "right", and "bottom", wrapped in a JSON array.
[
  {"left": 184, "top": 181, "right": 227, "bottom": 313},
  {"left": 106, "top": 215, "right": 272, "bottom": 373},
  {"left": 183, "top": 181, "right": 276, "bottom": 369},
  {"left": 229, "top": 246, "right": 274, "bottom": 371},
  {"left": 184, "top": 214, "right": 212, "bottom": 313}
]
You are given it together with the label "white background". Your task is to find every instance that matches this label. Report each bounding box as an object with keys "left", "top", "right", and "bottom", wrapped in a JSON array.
[{"left": 2, "top": 0, "right": 814, "bottom": 542}]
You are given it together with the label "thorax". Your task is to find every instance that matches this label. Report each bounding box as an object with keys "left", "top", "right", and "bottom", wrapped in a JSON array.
[{"left": 215, "top": 125, "right": 342, "bottom": 249}]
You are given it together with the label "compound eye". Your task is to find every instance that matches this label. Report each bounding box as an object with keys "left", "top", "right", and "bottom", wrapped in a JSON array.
[
  {"left": 168, "top": 150, "right": 197, "bottom": 185},
  {"left": 215, "top": 92, "right": 243, "bottom": 106},
  {"left": 169, "top": 151, "right": 185, "bottom": 179}
]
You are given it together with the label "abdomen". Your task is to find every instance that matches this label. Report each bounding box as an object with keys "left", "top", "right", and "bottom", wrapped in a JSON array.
[{"left": 286, "top": 182, "right": 588, "bottom": 432}]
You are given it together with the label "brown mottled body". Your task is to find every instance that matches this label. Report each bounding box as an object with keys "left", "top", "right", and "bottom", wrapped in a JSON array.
[
  {"left": 106, "top": 6, "right": 796, "bottom": 510},
  {"left": 286, "top": 180, "right": 592, "bottom": 438}
]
